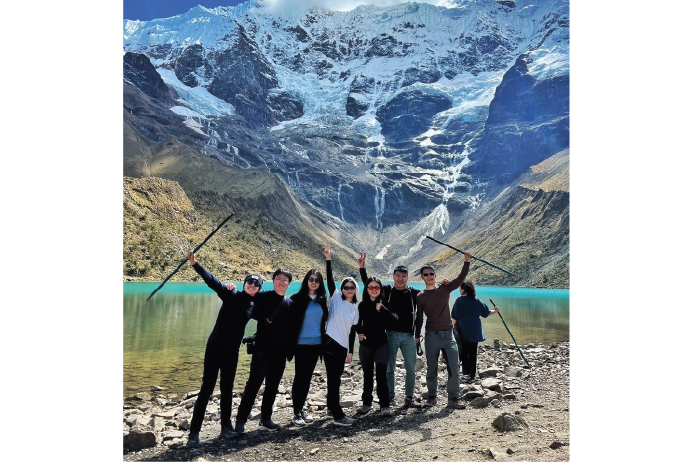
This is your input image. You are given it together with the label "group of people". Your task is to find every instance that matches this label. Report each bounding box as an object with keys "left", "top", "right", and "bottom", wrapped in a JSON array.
[{"left": 183, "top": 245, "right": 498, "bottom": 447}]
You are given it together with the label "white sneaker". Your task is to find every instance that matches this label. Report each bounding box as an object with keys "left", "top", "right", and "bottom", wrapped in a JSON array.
[
  {"left": 300, "top": 409, "right": 314, "bottom": 423},
  {"left": 292, "top": 414, "right": 306, "bottom": 427}
]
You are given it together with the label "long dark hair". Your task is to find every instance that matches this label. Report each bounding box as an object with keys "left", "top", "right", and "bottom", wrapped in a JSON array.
[
  {"left": 296, "top": 269, "right": 327, "bottom": 303},
  {"left": 460, "top": 280, "right": 476, "bottom": 299},
  {"left": 340, "top": 277, "right": 358, "bottom": 304},
  {"left": 363, "top": 276, "right": 383, "bottom": 303}
]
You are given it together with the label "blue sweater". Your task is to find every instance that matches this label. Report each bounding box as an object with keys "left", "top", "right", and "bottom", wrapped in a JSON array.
[{"left": 451, "top": 296, "right": 491, "bottom": 343}]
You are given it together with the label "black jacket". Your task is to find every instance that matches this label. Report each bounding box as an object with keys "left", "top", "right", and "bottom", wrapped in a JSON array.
[
  {"left": 288, "top": 291, "right": 329, "bottom": 361},
  {"left": 356, "top": 297, "right": 399, "bottom": 348},
  {"left": 250, "top": 291, "right": 294, "bottom": 355},
  {"left": 192, "top": 262, "right": 254, "bottom": 351},
  {"left": 359, "top": 267, "right": 420, "bottom": 335}
]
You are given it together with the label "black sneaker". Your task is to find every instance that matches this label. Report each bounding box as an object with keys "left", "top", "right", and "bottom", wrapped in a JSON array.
[
  {"left": 186, "top": 432, "right": 200, "bottom": 447},
  {"left": 220, "top": 425, "right": 238, "bottom": 439},
  {"left": 389, "top": 396, "right": 396, "bottom": 407},
  {"left": 447, "top": 397, "right": 466, "bottom": 409},
  {"left": 300, "top": 409, "right": 314, "bottom": 423},
  {"left": 235, "top": 421, "right": 246, "bottom": 434},
  {"left": 404, "top": 396, "right": 420, "bottom": 407},
  {"left": 259, "top": 420, "right": 280, "bottom": 432},
  {"left": 423, "top": 397, "right": 437, "bottom": 408}
]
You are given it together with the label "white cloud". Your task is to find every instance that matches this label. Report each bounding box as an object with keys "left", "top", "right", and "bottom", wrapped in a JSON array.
[{"left": 262, "top": 0, "right": 463, "bottom": 14}]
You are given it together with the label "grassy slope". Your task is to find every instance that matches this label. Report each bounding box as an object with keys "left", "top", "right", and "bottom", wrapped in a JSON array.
[
  {"left": 123, "top": 176, "right": 356, "bottom": 282},
  {"left": 430, "top": 149, "right": 569, "bottom": 288}
]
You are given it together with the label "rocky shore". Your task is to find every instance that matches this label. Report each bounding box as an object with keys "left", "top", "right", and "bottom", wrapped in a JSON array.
[{"left": 123, "top": 341, "right": 569, "bottom": 461}]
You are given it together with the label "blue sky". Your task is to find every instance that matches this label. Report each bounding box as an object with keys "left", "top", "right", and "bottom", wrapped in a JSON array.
[{"left": 124, "top": 1, "right": 246, "bottom": 21}]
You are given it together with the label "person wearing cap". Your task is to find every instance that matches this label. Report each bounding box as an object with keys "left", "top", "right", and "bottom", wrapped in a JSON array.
[
  {"left": 323, "top": 245, "right": 360, "bottom": 427},
  {"left": 357, "top": 255, "right": 426, "bottom": 407},
  {"left": 184, "top": 251, "right": 262, "bottom": 447},
  {"left": 415, "top": 252, "right": 473, "bottom": 409},
  {"left": 235, "top": 268, "right": 295, "bottom": 434}
]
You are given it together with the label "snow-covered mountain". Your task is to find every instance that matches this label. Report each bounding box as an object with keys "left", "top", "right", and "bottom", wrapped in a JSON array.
[{"left": 123, "top": 0, "right": 569, "bottom": 274}]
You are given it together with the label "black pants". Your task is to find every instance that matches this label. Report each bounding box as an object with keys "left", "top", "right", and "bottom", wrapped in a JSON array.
[
  {"left": 459, "top": 341, "right": 479, "bottom": 378},
  {"left": 359, "top": 343, "right": 390, "bottom": 407},
  {"left": 190, "top": 343, "right": 239, "bottom": 434},
  {"left": 323, "top": 335, "right": 348, "bottom": 420},
  {"left": 291, "top": 344, "right": 321, "bottom": 415},
  {"left": 235, "top": 350, "right": 286, "bottom": 424}
]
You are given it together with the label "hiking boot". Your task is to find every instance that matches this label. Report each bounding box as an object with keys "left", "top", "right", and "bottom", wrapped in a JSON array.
[
  {"left": 447, "top": 397, "right": 466, "bottom": 409},
  {"left": 423, "top": 397, "right": 437, "bottom": 408},
  {"left": 381, "top": 407, "right": 392, "bottom": 417},
  {"left": 300, "top": 409, "right": 314, "bottom": 422},
  {"left": 220, "top": 426, "right": 238, "bottom": 439},
  {"left": 186, "top": 432, "right": 200, "bottom": 447},
  {"left": 235, "top": 422, "right": 246, "bottom": 434},
  {"left": 326, "top": 409, "right": 333, "bottom": 419},
  {"left": 291, "top": 414, "right": 306, "bottom": 427},
  {"left": 259, "top": 420, "right": 280, "bottom": 432},
  {"left": 356, "top": 405, "right": 372, "bottom": 415},
  {"left": 389, "top": 396, "right": 396, "bottom": 407},
  {"left": 404, "top": 396, "right": 420, "bottom": 407},
  {"left": 334, "top": 416, "right": 356, "bottom": 427}
]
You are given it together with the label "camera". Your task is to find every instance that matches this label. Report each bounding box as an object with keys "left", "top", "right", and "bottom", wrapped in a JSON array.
[{"left": 242, "top": 335, "right": 256, "bottom": 355}]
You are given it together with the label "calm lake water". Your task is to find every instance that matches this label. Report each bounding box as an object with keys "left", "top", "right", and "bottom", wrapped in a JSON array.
[{"left": 124, "top": 282, "right": 569, "bottom": 398}]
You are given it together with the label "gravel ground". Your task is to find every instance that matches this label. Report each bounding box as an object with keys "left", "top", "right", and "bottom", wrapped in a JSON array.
[{"left": 124, "top": 341, "right": 569, "bottom": 461}]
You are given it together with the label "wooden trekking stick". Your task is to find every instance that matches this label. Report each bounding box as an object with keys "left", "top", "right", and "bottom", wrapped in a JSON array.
[{"left": 490, "top": 298, "right": 531, "bottom": 368}]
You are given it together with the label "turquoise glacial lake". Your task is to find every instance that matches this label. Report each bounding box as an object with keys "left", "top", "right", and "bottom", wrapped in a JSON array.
[{"left": 124, "top": 282, "right": 568, "bottom": 398}]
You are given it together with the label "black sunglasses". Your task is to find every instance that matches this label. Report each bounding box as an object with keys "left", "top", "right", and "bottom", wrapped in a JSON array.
[
  {"left": 422, "top": 272, "right": 435, "bottom": 277},
  {"left": 245, "top": 280, "right": 261, "bottom": 287},
  {"left": 308, "top": 277, "right": 321, "bottom": 283},
  {"left": 342, "top": 285, "right": 356, "bottom": 290}
]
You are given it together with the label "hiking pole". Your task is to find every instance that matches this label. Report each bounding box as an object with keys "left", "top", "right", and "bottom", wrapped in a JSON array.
[
  {"left": 490, "top": 298, "right": 531, "bottom": 368},
  {"left": 146, "top": 213, "right": 235, "bottom": 302},
  {"left": 424, "top": 236, "right": 516, "bottom": 276}
]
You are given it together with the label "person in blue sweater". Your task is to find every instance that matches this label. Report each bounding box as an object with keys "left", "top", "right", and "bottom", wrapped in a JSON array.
[
  {"left": 184, "top": 251, "right": 262, "bottom": 447},
  {"left": 288, "top": 269, "right": 329, "bottom": 427},
  {"left": 450, "top": 280, "right": 498, "bottom": 383}
]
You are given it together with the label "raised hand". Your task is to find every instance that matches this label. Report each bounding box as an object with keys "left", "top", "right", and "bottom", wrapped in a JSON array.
[
  {"left": 376, "top": 302, "right": 381, "bottom": 311},
  {"left": 187, "top": 251, "right": 196, "bottom": 265},
  {"left": 440, "top": 278, "right": 450, "bottom": 286},
  {"left": 464, "top": 251, "right": 473, "bottom": 262},
  {"left": 324, "top": 245, "right": 332, "bottom": 260},
  {"left": 225, "top": 282, "right": 236, "bottom": 291},
  {"left": 357, "top": 252, "right": 366, "bottom": 268}
]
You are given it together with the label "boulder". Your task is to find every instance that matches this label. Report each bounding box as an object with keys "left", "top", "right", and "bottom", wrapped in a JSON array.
[
  {"left": 151, "top": 386, "right": 163, "bottom": 392},
  {"left": 163, "top": 430, "right": 184, "bottom": 441},
  {"left": 340, "top": 395, "right": 360, "bottom": 407},
  {"left": 182, "top": 390, "right": 200, "bottom": 400},
  {"left": 481, "top": 378, "right": 502, "bottom": 391},
  {"left": 503, "top": 393, "right": 516, "bottom": 400},
  {"left": 134, "top": 392, "right": 151, "bottom": 401},
  {"left": 479, "top": 367, "right": 502, "bottom": 378},
  {"left": 178, "top": 419, "right": 190, "bottom": 431},
  {"left": 485, "top": 391, "right": 502, "bottom": 401},
  {"left": 123, "top": 425, "right": 159, "bottom": 450},
  {"left": 277, "top": 385, "right": 286, "bottom": 394},
  {"left": 149, "top": 417, "right": 166, "bottom": 432},
  {"left": 491, "top": 399, "right": 502, "bottom": 408},
  {"left": 504, "top": 366, "right": 524, "bottom": 377},
  {"left": 469, "top": 397, "right": 489, "bottom": 408},
  {"left": 550, "top": 441, "right": 566, "bottom": 450},
  {"left": 155, "top": 397, "right": 168, "bottom": 406},
  {"left": 492, "top": 413, "right": 529, "bottom": 432}
]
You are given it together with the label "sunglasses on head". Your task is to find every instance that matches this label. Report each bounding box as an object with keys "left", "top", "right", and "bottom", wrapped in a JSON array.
[
  {"left": 394, "top": 266, "right": 408, "bottom": 273},
  {"left": 367, "top": 286, "right": 381, "bottom": 291},
  {"left": 308, "top": 277, "right": 321, "bottom": 283},
  {"left": 342, "top": 285, "right": 356, "bottom": 291},
  {"left": 422, "top": 272, "right": 435, "bottom": 277}
]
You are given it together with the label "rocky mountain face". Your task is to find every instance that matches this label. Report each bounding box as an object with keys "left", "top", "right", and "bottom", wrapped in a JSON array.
[
  {"left": 123, "top": 0, "right": 569, "bottom": 284},
  {"left": 424, "top": 149, "right": 569, "bottom": 288}
]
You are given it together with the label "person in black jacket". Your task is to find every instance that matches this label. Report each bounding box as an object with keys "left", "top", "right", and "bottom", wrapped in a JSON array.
[
  {"left": 234, "top": 268, "right": 294, "bottom": 434},
  {"left": 288, "top": 269, "right": 329, "bottom": 427},
  {"left": 356, "top": 277, "right": 398, "bottom": 417},
  {"left": 184, "top": 251, "right": 261, "bottom": 448}
]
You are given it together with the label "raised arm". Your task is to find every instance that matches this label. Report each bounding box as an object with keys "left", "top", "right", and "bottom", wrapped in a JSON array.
[
  {"left": 325, "top": 245, "right": 337, "bottom": 296},
  {"left": 187, "top": 251, "right": 228, "bottom": 298},
  {"left": 445, "top": 252, "right": 473, "bottom": 293},
  {"left": 358, "top": 252, "right": 368, "bottom": 284}
]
